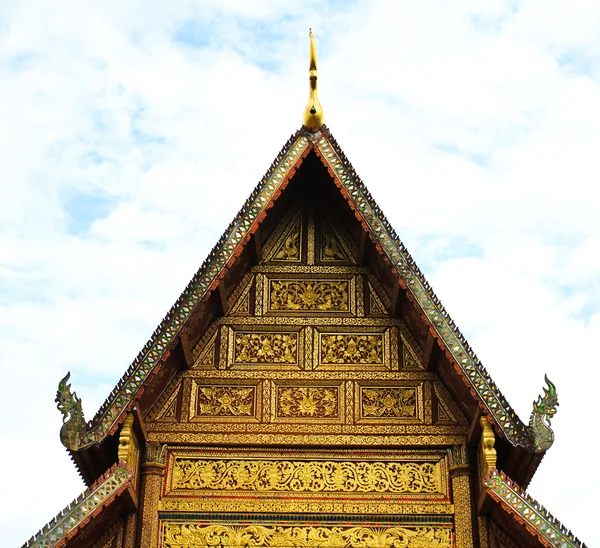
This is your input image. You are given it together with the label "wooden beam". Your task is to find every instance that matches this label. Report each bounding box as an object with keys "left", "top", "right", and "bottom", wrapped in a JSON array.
[
  {"left": 252, "top": 228, "right": 262, "bottom": 263},
  {"left": 217, "top": 283, "right": 229, "bottom": 316},
  {"left": 421, "top": 331, "right": 436, "bottom": 369},
  {"left": 178, "top": 331, "right": 195, "bottom": 370},
  {"left": 467, "top": 408, "right": 483, "bottom": 445},
  {"left": 357, "top": 230, "right": 368, "bottom": 264},
  {"left": 390, "top": 283, "right": 401, "bottom": 317}
]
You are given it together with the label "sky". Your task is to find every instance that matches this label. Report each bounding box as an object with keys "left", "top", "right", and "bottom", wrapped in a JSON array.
[{"left": 1, "top": 0, "right": 599, "bottom": 545}]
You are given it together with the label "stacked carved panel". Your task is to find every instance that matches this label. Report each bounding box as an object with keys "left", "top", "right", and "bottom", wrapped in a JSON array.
[{"left": 146, "top": 209, "right": 469, "bottom": 546}]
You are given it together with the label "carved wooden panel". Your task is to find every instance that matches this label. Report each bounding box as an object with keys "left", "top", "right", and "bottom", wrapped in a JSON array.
[
  {"left": 273, "top": 382, "right": 343, "bottom": 422},
  {"left": 160, "top": 522, "right": 453, "bottom": 548},
  {"left": 161, "top": 447, "right": 452, "bottom": 516},
  {"left": 188, "top": 380, "right": 261, "bottom": 422}
]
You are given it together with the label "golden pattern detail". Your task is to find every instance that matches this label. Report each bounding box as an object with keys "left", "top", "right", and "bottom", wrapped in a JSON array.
[
  {"left": 195, "top": 386, "right": 255, "bottom": 417},
  {"left": 270, "top": 280, "right": 349, "bottom": 312},
  {"left": 158, "top": 499, "right": 454, "bottom": 515},
  {"left": 277, "top": 386, "right": 338, "bottom": 418},
  {"left": 361, "top": 387, "right": 417, "bottom": 418},
  {"left": 321, "top": 334, "right": 383, "bottom": 364},
  {"left": 171, "top": 459, "right": 439, "bottom": 494},
  {"left": 162, "top": 523, "right": 453, "bottom": 548},
  {"left": 139, "top": 462, "right": 164, "bottom": 548},
  {"left": 234, "top": 332, "right": 298, "bottom": 364},
  {"left": 452, "top": 473, "right": 475, "bottom": 548}
]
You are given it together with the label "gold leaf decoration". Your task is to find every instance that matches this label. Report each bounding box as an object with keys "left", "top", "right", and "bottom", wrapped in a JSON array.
[
  {"left": 162, "top": 523, "right": 452, "bottom": 548},
  {"left": 277, "top": 387, "right": 338, "bottom": 418},
  {"left": 361, "top": 387, "right": 417, "bottom": 418},
  {"left": 273, "top": 217, "right": 302, "bottom": 262},
  {"left": 321, "top": 334, "right": 383, "bottom": 364},
  {"left": 195, "top": 386, "right": 254, "bottom": 417},
  {"left": 269, "top": 280, "right": 349, "bottom": 312},
  {"left": 172, "top": 458, "right": 439, "bottom": 493},
  {"left": 234, "top": 332, "right": 297, "bottom": 364}
]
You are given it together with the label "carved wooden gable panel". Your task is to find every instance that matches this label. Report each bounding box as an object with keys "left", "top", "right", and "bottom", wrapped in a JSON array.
[{"left": 145, "top": 207, "right": 468, "bottom": 448}]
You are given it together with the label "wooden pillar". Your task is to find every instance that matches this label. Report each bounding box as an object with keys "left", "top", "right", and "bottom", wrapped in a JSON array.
[
  {"left": 448, "top": 445, "right": 475, "bottom": 548},
  {"left": 123, "top": 512, "right": 138, "bottom": 548},
  {"left": 137, "top": 443, "right": 167, "bottom": 548}
]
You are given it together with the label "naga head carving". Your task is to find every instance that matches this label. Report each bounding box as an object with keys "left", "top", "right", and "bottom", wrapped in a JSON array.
[
  {"left": 56, "top": 372, "right": 83, "bottom": 421},
  {"left": 533, "top": 375, "right": 559, "bottom": 424},
  {"left": 56, "top": 372, "right": 86, "bottom": 449}
]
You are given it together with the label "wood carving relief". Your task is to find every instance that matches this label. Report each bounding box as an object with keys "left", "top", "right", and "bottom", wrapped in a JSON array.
[
  {"left": 161, "top": 523, "right": 453, "bottom": 548},
  {"left": 361, "top": 387, "right": 417, "bottom": 418},
  {"left": 276, "top": 386, "right": 339, "bottom": 418},
  {"left": 320, "top": 334, "right": 383, "bottom": 365},
  {"left": 269, "top": 279, "right": 350, "bottom": 312},
  {"left": 234, "top": 332, "right": 298, "bottom": 364},
  {"left": 171, "top": 458, "right": 441, "bottom": 494}
]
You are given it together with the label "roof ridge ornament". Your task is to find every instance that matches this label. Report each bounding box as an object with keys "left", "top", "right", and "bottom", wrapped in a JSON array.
[{"left": 303, "top": 29, "right": 324, "bottom": 133}]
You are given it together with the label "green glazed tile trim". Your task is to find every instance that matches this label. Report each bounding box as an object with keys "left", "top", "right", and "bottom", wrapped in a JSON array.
[{"left": 23, "top": 464, "right": 132, "bottom": 548}]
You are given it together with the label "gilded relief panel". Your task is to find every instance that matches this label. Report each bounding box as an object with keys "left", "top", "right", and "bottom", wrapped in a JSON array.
[
  {"left": 188, "top": 380, "right": 261, "bottom": 422},
  {"left": 356, "top": 382, "right": 425, "bottom": 424},
  {"left": 265, "top": 276, "right": 356, "bottom": 315},
  {"left": 170, "top": 458, "right": 442, "bottom": 494},
  {"left": 316, "top": 329, "right": 391, "bottom": 370},
  {"left": 161, "top": 447, "right": 452, "bottom": 515},
  {"left": 224, "top": 326, "right": 306, "bottom": 369},
  {"left": 161, "top": 522, "right": 453, "bottom": 548},
  {"left": 273, "top": 382, "right": 342, "bottom": 422},
  {"left": 233, "top": 331, "right": 298, "bottom": 365}
]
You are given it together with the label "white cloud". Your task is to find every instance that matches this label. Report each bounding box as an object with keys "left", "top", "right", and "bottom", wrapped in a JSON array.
[{"left": 1, "top": 0, "right": 598, "bottom": 545}]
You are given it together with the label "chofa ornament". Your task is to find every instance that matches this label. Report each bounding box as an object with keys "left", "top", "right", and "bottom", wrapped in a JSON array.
[
  {"left": 529, "top": 375, "right": 559, "bottom": 453},
  {"left": 56, "top": 372, "right": 86, "bottom": 450}
]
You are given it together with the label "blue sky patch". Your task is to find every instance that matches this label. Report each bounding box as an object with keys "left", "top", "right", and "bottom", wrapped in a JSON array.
[{"left": 62, "top": 191, "right": 115, "bottom": 236}]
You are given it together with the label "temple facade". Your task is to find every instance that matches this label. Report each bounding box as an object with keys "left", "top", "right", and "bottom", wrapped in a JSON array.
[{"left": 24, "top": 34, "right": 586, "bottom": 548}]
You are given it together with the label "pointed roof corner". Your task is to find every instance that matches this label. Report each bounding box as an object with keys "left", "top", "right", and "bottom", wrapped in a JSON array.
[
  {"left": 303, "top": 29, "right": 324, "bottom": 133},
  {"left": 484, "top": 469, "right": 587, "bottom": 547}
]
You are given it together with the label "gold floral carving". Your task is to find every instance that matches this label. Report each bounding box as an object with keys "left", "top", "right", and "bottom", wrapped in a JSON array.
[
  {"left": 234, "top": 332, "right": 298, "bottom": 364},
  {"left": 158, "top": 499, "right": 455, "bottom": 515},
  {"left": 269, "top": 280, "right": 349, "bottom": 312},
  {"left": 195, "top": 386, "right": 255, "bottom": 417},
  {"left": 321, "top": 334, "right": 383, "bottom": 364},
  {"left": 277, "top": 386, "right": 338, "bottom": 418},
  {"left": 171, "top": 459, "right": 439, "bottom": 493},
  {"left": 162, "top": 523, "right": 453, "bottom": 548},
  {"left": 361, "top": 387, "right": 417, "bottom": 418}
]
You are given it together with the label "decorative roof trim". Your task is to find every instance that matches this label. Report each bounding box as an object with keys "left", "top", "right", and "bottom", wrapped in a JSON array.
[
  {"left": 22, "top": 464, "right": 132, "bottom": 548},
  {"left": 312, "top": 129, "right": 555, "bottom": 452},
  {"left": 485, "top": 469, "right": 587, "bottom": 548},
  {"left": 61, "top": 131, "right": 311, "bottom": 450}
]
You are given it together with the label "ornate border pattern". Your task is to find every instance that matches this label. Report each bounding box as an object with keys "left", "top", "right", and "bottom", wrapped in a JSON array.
[
  {"left": 22, "top": 464, "right": 132, "bottom": 548},
  {"left": 484, "top": 469, "right": 586, "bottom": 548}
]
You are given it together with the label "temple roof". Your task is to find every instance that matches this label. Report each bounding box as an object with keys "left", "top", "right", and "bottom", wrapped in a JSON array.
[
  {"left": 23, "top": 464, "right": 134, "bottom": 548},
  {"left": 57, "top": 126, "right": 557, "bottom": 466},
  {"left": 483, "top": 469, "right": 586, "bottom": 547}
]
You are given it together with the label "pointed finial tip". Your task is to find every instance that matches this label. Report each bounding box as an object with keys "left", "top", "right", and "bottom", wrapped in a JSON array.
[{"left": 302, "top": 28, "right": 324, "bottom": 132}]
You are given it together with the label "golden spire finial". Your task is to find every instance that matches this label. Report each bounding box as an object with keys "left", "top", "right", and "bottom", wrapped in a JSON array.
[{"left": 303, "top": 29, "right": 324, "bottom": 132}]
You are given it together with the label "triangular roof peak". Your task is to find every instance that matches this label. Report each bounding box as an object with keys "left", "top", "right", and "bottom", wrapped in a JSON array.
[{"left": 56, "top": 125, "right": 558, "bottom": 464}]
